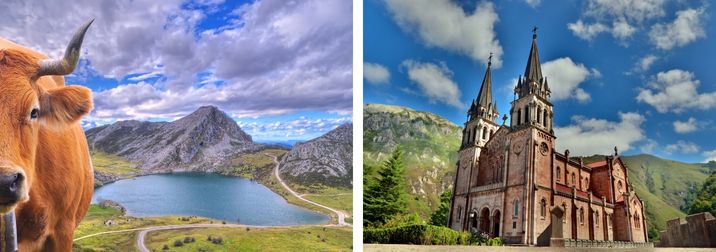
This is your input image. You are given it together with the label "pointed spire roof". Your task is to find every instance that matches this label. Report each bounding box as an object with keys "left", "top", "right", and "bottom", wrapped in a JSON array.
[
  {"left": 468, "top": 53, "right": 499, "bottom": 122},
  {"left": 476, "top": 54, "right": 494, "bottom": 109},
  {"left": 524, "top": 27, "right": 543, "bottom": 83}
]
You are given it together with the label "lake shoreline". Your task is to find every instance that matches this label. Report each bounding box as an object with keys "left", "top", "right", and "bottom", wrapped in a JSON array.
[{"left": 92, "top": 172, "right": 333, "bottom": 226}]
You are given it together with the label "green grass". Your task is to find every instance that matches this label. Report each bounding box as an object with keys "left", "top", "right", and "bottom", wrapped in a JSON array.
[
  {"left": 73, "top": 204, "right": 352, "bottom": 251},
  {"left": 296, "top": 185, "right": 353, "bottom": 214},
  {"left": 73, "top": 204, "right": 217, "bottom": 251},
  {"left": 91, "top": 151, "right": 140, "bottom": 175},
  {"left": 145, "top": 226, "right": 352, "bottom": 252},
  {"left": 223, "top": 150, "right": 282, "bottom": 179}
]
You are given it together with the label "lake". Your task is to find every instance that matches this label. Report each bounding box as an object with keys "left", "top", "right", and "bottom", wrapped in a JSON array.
[{"left": 91, "top": 172, "right": 330, "bottom": 226}]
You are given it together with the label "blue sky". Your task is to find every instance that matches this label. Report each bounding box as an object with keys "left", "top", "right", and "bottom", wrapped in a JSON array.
[
  {"left": 0, "top": 0, "right": 352, "bottom": 142},
  {"left": 364, "top": 0, "right": 716, "bottom": 163}
]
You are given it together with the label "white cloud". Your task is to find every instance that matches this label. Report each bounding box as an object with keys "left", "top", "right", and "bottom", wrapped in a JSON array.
[
  {"left": 567, "top": 20, "right": 608, "bottom": 40},
  {"left": 673, "top": 117, "right": 700, "bottom": 134},
  {"left": 665, "top": 140, "right": 700, "bottom": 154},
  {"left": 0, "top": 0, "right": 353, "bottom": 119},
  {"left": 649, "top": 8, "right": 706, "bottom": 50},
  {"left": 541, "top": 57, "right": 599, "bottom": 103},
  {"left": 632, "top": 55, "right": 658, "bottom": 73},
  {"left": 364, "top": 62, "right": 390, "bottom": 84},
  {"left": 238, "top": 117, "right": 351, "bottom": 141},
  {"left": 384, "top": 0, "right": 502, "bottom": 67},
  {"left": 636, "top": 69, "right": 716, "bottom": 113},
  {"left": 703, "top": 149, "right": 716, "bottom": 162},
  {"left": 524, "top": 0, "right": 541, "bottom": 8},
  {"left": 401, "top": 60, "right": 463, "bottom": 108},
  {"left": 568, "top": 0, "right": 667, "bottom": 41},
  {"left": 554, "top": 112, "right": 646, "bottom": 156},
  {"left": 611, "top": 18, "right": 636, "bottom": 39}
]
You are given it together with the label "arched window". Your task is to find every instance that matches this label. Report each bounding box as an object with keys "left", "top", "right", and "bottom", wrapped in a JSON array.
[
  {"left": 457, "top": 206, "right": 463, "bottom": 223},
  {"left": 561, "top": 203, "right": 567, "bottom": 223},
  {"left": 543, "top": 110, "right": 548, "bottom": 128},
  {"left": 517, "top": 109, "right": 522, "bottom": 125},
  {"left": 595, "top": 211, "right": 600, "bottom": 227},
  {"left": 482, "top": 127, "right": 487, "bottom": 140},
  {"left": 607, "top": 214, "right": 612, "bottom": 227},
  {"left": 525, "top": 106, "right": 530, "bottom": 124},
  {"left": 585, "top": 178, "right": 589, "bottom": 188},
  {"left": 556, "top": 167, "right": 561, "bottom": 181},
  {"left": 572, "top": 173, "right": 576, "bottom": 184},
  {"left": 540, "top": 198, "right": 546, "bottom": 218},
  {"left": 490, "top": 130, "right": 494, "bottom": 140},
  {"left": 513, "top": 199, "right": 519, "bottom": 217},
  {"left": 579, "top": 208, "right": 584, "bottom": 224},
  {"left": 537, "top": 107, "right": 542, "bottom": 125},
  {"left": 618, "top": 181, "right": 623, "bottom": 191}
]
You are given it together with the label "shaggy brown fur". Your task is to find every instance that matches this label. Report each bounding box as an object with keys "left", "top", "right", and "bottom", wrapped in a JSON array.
[{"left": 0, "top": 37, "right": 93, "bottom": 251}]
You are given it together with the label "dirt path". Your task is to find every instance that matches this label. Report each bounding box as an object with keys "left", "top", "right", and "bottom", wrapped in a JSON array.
[{"left": 267, "top": 154, "right": 351, "bottom": 227}]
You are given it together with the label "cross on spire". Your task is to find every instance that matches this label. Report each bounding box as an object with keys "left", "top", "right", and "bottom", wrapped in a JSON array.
[
  {"left": 488, "top": 52, "right": 493, "bottom": 67},
  {"left": 532, "top": 26, "right": 538, "bottom": 38}
]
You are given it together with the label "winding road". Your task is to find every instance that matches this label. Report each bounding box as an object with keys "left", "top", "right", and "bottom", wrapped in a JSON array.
[
  {"left": 267, "top": 154, "right": 351, "bottom": 227},
  {"left": 76, "top": 153, "right": 352, "bottom": 251}
]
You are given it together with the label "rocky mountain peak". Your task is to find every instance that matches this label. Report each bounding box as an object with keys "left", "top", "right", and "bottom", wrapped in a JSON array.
[
  {"left": 279, "top": 123, "right": 353, "bottom": 188},
  {"left": 86, "top": 106, "right": 259, "bottom": 171}
]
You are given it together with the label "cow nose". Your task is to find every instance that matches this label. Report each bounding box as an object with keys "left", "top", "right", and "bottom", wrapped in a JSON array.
[{"left": 0, "top": 173, "right": 22, "bottom": 203}]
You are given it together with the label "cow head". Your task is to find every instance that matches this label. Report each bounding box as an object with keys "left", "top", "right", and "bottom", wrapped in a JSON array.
[{"left": 0, "top": 20, "right": 93, "bottom": 213}]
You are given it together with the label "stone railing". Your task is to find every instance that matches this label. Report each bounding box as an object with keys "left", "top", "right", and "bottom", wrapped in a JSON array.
[
  {"left": 470, "top": 183, "right": 503, "bottom": 193},
  {"left": 563, "top": 239, "right": 653, "bottom": 248}
]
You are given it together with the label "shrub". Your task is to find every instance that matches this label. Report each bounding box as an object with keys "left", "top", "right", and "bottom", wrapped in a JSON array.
[
  {"left": 183, "top": 237, "right": 192, "bottom": 243},
  {"left": 379, "top": 213, "right": 424, "bottom": 228},
  {"left": 173, "top": 240, "right": 183, "bottom": 247},
  {"left": 162, "top": 244, "right": 169, "bottom": 250},
  {"left": 364, "top": 224, "right": 471, "bottom": 245},
  {"left": 207, "top": 235, "right": 213, "bottom": 241}
]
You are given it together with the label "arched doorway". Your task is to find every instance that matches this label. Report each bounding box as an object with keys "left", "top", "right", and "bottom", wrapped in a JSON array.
[
  {"left": 479, "top": 208, "right": 490, "bottom": 234},
  {"left": 469, "top": 209, "right": 478, "bottom": 232},
  {"left": 492, "top": 210, "right": 501, "bottom": 237}
]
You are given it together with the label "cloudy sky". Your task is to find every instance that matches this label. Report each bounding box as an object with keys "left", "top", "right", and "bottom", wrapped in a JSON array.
[
  {"left": 364, "top": 0, "right": 716, "bottom": 163},
  {"left": 0, "top": 0, "right": 352, "bottom": 142}
]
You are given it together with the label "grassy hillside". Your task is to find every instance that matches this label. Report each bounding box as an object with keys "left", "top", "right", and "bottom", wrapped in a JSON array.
[{"left": 364, "top": 104, "right": 462, "bottom": 218}]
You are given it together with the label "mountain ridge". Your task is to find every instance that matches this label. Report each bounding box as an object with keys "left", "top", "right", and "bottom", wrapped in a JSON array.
[
  {"left": 87, "top": 106, "right": 261, "bottom": 172},
  {"left": 280, "top": 123, "right": 353, "bottom": 188}
]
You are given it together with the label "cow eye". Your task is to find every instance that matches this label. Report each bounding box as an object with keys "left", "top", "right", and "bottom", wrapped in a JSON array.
[{"left": 30, "top": 108, "right": 39, "bottom": 119}]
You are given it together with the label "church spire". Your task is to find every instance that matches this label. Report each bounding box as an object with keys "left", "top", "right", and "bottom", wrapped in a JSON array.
[
  {"left": 515, "top": 27, "right": 550, "bottom": 100},
  {"left": 469, "top": 53, "right": 499, "bottom": 121},
  {"left": 524, "top": 26, "right": 543, "bottom": 84}
]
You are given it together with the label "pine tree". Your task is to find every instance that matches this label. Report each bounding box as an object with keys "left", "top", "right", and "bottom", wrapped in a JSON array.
[
  {"left": 429, "top": 190, "right": 452, "bottom": 227},
  {"left": 364, "top": 146, "right": 408, "bottom": 227}
]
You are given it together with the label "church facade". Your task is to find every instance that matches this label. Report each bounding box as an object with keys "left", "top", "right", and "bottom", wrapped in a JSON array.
[{"left": 448, "top": 31, "right": 648, "bottom": 246}]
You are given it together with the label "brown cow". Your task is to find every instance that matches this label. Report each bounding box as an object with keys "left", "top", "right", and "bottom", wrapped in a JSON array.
[{"left": 0, "top": 21, "right": 94, "bottom": 251}]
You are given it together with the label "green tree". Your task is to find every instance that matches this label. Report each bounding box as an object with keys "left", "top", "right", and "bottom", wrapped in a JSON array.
[
  {"left": 364, "top": 146, "right": 408, "bottom": 227},
  {"left": 429, "top": 190, "right": 452, "bottom": 227},
  {"left": 687, "top": 169, "right": 716, "bottom": 216}
]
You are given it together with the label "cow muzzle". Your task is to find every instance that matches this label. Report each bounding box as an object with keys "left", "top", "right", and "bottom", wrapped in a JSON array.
[{"left": 0, "top": 167, "right": 26, "bottom": 214}]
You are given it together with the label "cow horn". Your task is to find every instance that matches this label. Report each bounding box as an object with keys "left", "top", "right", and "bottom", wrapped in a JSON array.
[{"left": 37, "top": 19, "right": 94, "bottom": 77}]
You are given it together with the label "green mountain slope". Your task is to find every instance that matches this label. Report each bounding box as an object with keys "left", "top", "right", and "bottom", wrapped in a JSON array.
[
  {"left": 364, "top": 103, "right": 713, "bottom": 233},
  {"left": 363, "top": 104, "right": 462, "bottom": 218}
]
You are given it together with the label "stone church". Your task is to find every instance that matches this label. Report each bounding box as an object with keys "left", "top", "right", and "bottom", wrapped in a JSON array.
[{"left": 448, "top": 31, "right": 648, "bottom": 246}]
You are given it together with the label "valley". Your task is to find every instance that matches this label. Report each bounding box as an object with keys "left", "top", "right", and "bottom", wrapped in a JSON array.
[{"left": 75, "top": 106, "right": 353, "bottom": 250}]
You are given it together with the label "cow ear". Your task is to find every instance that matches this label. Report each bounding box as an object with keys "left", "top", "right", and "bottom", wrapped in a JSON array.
[{"left": 39, "top": 85, "right": 93, "bottom": 127}]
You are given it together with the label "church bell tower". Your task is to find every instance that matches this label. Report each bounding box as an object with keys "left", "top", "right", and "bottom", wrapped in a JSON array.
[
  {"left": 449, "top": 54, "right": 501, "bottom": 230},
  {"left": 510, "top": 29, "right": 553, "bottom": 133}
]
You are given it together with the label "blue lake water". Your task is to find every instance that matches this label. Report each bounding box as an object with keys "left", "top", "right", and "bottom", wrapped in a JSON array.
[{"left": 91, "top": 172, "right": 330, "bottom": 226}]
